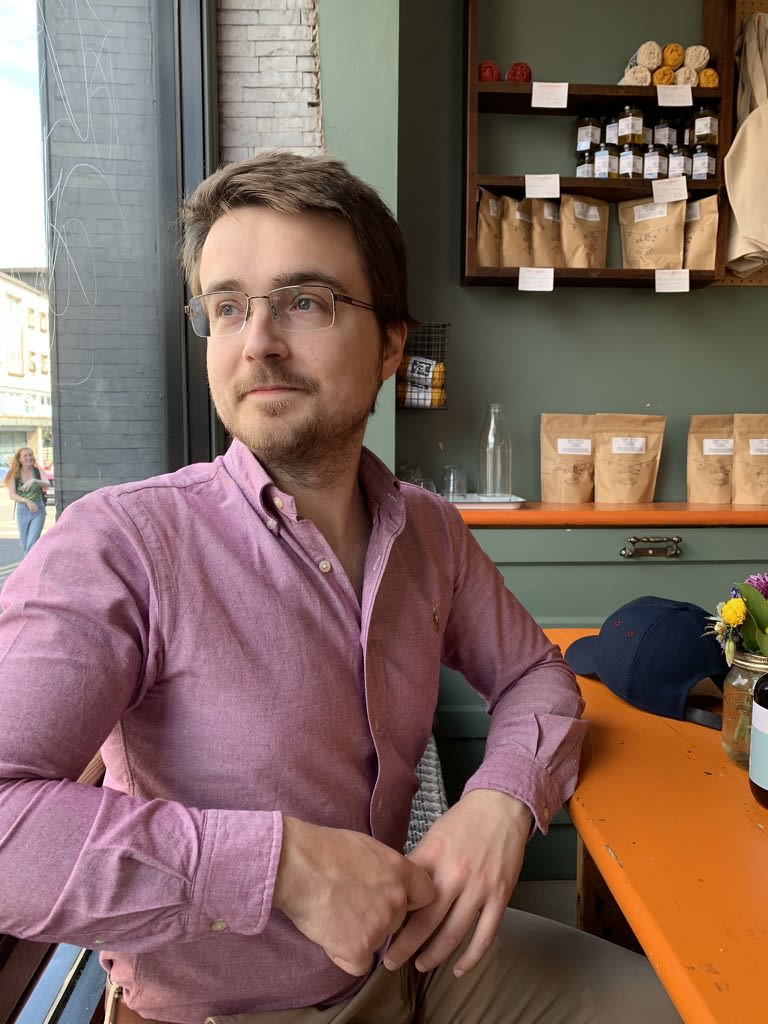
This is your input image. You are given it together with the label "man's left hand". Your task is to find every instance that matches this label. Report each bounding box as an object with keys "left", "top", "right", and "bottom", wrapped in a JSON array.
[{"left": 382, "top": 788, "right": 532, "bottom": 977}]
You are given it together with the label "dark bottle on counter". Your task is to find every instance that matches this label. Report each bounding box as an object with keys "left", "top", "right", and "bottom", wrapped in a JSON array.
[{"left": 749, "top": 673, "right": 768, "bottom": 808}]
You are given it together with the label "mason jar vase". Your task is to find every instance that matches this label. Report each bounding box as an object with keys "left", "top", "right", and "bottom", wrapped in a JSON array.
[{"left": 722, "top": 650, "right": 768, "bottom": 768}]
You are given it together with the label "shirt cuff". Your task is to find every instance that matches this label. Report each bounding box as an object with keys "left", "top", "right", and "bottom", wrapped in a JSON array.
[{"left": 185, "top": 808, "right": 283, "bottom": 940}]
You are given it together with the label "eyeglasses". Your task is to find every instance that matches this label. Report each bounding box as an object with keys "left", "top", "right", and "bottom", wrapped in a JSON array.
[{"left": 184, "top": 284, "right": 376, "bottom": 338}]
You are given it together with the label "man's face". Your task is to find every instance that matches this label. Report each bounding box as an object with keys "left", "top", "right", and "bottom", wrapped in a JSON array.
[{"left": 199, "top": 206, "right": 405, "bottom": 479}]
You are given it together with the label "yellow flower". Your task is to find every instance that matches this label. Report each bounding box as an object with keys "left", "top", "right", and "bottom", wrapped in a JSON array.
[{"left": 721, "top": 597, "right": 747, "bottom": 627}]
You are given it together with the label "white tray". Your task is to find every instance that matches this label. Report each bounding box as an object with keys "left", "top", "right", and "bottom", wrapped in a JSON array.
[{"left": 450, "top": 493, "right": 526, "bottom": 510}]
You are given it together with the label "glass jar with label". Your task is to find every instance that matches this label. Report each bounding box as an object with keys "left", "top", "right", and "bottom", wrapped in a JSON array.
[
  {"left": 667, "top": 144, "right": 692, "bottom": 178},
  {"left": 653, "top": 118, "right": 678, "bottom": 148},
  {"left": 603, "top": 113, "right": 619, "bottom": 147},
  {"left": 593, "top": 142, "right": 619, "bottom": 179},
  {"left": 692, "top": 143, "right": 717, "bottom": 180},
  {"left": 643, "top": 143, "right": 669, "bottom": 180},
  {"left": 617, "top": 105, "right": 644, "bottom": 145},
  {"left": 576, "top": 116, "right": 601, "bottom": 152},
  {"left": 692, "top": 106, "right": 719, "bottom": 145},
  {"left": 576, "top": 149, "right": 595, "bottom": 178},
  {"left": 618, "top": 143, "right": 643, "bottom": 178}
]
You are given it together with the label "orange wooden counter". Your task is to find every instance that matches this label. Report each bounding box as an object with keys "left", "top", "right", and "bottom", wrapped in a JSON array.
[
  {"left": 457, "top": 501, "right": 768, "bottom": 528},
  {"left": 546, "top": 627, "right": 767, "bottom": 1024}
]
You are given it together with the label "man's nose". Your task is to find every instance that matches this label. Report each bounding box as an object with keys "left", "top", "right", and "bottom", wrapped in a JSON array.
[{"left": 239, "top": 296, "right": 288, "bottom": 360}]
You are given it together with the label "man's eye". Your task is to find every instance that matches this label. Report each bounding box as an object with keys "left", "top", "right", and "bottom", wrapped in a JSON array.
[{"left": 217, "top": 302, "right": 242, "bottom": 318}]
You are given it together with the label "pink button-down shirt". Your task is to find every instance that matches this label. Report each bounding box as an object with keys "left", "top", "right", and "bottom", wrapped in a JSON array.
[{"left": 0, "top": 441, "right": 586, "bottom": 1021}]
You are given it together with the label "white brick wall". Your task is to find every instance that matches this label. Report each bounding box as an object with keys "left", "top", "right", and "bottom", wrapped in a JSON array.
[{"left": 218, "top": 0, "right": 322, "bottom": 163}]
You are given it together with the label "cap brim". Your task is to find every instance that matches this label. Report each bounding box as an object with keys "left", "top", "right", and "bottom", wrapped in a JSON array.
[{"left": 564, "top": 635, "right": 599, "bottom": 677}]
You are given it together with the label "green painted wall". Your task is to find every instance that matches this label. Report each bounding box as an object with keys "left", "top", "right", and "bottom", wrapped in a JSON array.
[
  {"left": 395, "top": 0, "right": 768, "bottom": 501},
  {"left": 317, "top": 0, "right": 401, "bottom": 468}
]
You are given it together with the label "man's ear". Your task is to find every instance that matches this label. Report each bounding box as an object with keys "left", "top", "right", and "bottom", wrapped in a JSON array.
[{"left": 380, "top": 321, "right": 408, "bottom": 382}]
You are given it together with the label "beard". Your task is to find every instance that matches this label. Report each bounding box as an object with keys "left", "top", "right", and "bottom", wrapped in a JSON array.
[{"left": 211, "top": 364, "right": 381, "bottom": 487}]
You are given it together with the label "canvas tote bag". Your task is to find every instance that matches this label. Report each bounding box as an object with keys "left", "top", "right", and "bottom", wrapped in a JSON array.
[{"left": 725, "top": 13, "right": 768, "bottom": 276}]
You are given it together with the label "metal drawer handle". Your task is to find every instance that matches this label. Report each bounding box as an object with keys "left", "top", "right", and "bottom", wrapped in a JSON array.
[{"left": 619, "top": 536, "right": 683, "bottom": 559}]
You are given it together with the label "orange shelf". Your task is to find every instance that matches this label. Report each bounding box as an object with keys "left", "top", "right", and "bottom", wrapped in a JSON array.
[{"left": 458, "top": 501, "right": 768, "bottom": 528}]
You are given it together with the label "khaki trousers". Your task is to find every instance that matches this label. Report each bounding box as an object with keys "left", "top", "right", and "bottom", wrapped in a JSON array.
[{"left": 107, "top": 909, "right": 682, "bottom": 1024}]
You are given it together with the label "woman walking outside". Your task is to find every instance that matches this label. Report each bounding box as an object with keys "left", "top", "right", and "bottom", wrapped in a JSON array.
[{"left": 4, "top": 448, "right": 50, "bottom": 556}]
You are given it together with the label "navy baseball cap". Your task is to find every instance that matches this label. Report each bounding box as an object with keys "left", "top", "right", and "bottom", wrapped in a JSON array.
[{"left": 565, "top": 596, "right": 728, "bottom": 728}]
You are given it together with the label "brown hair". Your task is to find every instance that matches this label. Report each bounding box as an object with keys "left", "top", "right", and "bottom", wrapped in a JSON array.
[
  {"left": 179, "top": 151, "right": 410, "bottom": 330},
  {"left": 3, "top": 447, "right": 36, "bottom": 486}
]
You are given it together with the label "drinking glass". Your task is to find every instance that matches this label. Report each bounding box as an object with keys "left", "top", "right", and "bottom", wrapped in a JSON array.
[{"left": 440, "top": 465, "right": 468, "bottom": 499}]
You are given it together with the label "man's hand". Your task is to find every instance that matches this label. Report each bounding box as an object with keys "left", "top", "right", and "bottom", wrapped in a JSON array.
[
  {"left": 383, "top": 789, "right": 532, "bottom": 978},
  {"left": 273, "top": 817, "right": 436, "bottom": 977}
]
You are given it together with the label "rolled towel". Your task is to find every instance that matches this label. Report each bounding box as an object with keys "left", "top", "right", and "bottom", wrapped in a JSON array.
[
  {"left": 652, "top": 66, "right": 676, "bottom": 85},
  {"left": 698, "top": 67, "right": 720, "bottom": 88},
  {"left": 684, "top": 44, "right": 710, "bottom": 71},
  {"left": 478, "top": 59, "right": 501, "bottom": 81},
  {"left": 624, "top": 40, "right": 662, "bottom": 71},
  {"left": 506, "top": 61, "right": 532, "bottom": 82},
  {"left": 619, "top": 66, "right": 652, "bottom": 86},
  {"left": 662, "top": 43, "right": 684, "bottom": 70},
  {"left": 674, "top": 65, "right": 699, "bottom": 86}
]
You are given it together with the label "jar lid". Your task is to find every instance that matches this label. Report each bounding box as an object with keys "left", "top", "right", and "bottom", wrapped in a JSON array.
[{"left": 731, "top": 650, "right": 768, "bottom": 672}]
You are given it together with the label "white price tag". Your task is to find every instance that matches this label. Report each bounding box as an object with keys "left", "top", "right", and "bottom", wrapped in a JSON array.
[
  {"left": 653, "top": 177, "right": 688, "bottom": 203},
  {"left": 524, "top": 174, "right": 561, "bottom": 198},
  {"left": 655, "top": 269, "right": 690, "bottom": 292},
  {"left": 531, "top": 82, "right": 569, "bottom": 108},
  {"left": 518, "top": 267, "right": 554, "bottom": 291},
  {"left": 656, "top": 84, "right": 693, "bottom": 107}
]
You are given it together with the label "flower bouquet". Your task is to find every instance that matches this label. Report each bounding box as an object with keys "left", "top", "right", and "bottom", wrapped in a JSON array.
[{"left": 708, "top": 572, "right": 768, "bottom": 666}]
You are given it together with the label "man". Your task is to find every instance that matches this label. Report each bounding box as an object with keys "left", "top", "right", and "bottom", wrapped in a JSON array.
[{"left": 0, "top": 152, "right": 680, "bottom": 1023}]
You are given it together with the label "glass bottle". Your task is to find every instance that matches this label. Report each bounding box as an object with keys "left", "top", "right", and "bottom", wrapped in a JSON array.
[
  {"left": 692, "top": 106, "right": 719, "bottom": 145},
  {"left": 576, "top": 149, "right": 595, "bottom": 178},
  {"left": 593, "top": 142, "right": 619, "bottom": 179},
  {"left": 619, "top": 143, "right": 643, "bottom": 178},
  {"left": 603, "top": 113, "right": 619, "bottom": 147},
  {"left": 576, "top": 116, "right": 601, "bottom": 152},
  {"left": 617, "top": 105, "right": 644, "bottom": 145},
  {"left": 722, "top": 651, "right": 768, "bottom": 767},
  {"left": 749, "top": 673, "right": 768, "bottom": 807},
  {"left": 477, "top": 403, "right": 512, "bottom": 497},
  {"left": 692, "top": 143, "right": 717, "bottom": 180},
  {"left": 653, "top": 118, "right": 678, "bottom": 148},
  {"left": 668, "top": 144, "right": 692, "bottom": 178},
  {"left": 643, "top": 143, "right": 668, "bottom": 180}
]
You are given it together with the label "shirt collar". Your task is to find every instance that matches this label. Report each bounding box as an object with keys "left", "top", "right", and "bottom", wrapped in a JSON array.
[{"left": 221, "top": 438, "right": 406, "bottom": 531}]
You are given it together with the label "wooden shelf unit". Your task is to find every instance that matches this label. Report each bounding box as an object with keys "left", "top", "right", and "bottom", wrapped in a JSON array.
[{"left": 462, "top": 0, "right": 737, "bottom": 287}]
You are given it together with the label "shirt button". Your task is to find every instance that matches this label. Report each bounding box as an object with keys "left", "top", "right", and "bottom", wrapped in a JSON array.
[
  {"left": 266, "top": 518, "right": 276, "bottom": 531},
  {"left": 318, "top": 559, "right": 332, "bottom": 574},
  {"left": 274, "top": 497, "right": 284, "bottom": 509},
  {"left": 211, "top": 920, "right": 228, "bottom": 932}
]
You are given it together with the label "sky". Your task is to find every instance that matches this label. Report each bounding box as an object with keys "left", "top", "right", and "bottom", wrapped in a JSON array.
[{"left": 0, "top": 1, "right": 47, "bottom": 268}]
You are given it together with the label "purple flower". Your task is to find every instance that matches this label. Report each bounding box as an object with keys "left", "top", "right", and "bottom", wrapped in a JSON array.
[{"left": 744, "top": 572, "right": 768, "bottom": 599}]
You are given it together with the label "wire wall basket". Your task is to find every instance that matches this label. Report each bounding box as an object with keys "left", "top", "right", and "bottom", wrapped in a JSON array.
[{"left": 396, "top": 322, "right": 449, "bottom": 409}]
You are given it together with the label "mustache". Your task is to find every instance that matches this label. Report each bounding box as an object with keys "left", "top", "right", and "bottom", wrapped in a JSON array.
[{"left": 235, "top": 370, "right": 318, "bottom": 400}]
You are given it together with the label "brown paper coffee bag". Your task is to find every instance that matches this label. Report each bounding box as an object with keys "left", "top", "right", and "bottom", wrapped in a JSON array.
[
  {"left": 687, "top": 414, "right": 733, "bottom": 503},
  {"left": 733, "top": 414, "right": 768, "bottom": 504},
  {"left": 618, "top": 197, "right": 685, "bottom": 269},
  {"left": 540, "top": 413, "right": 596, "bottom": 502},
  {"left": 531, "top": 199, "right": 565, "bottom": 268},
  {"left": 476, "top": 188, "right": 501, "bottom": 266},
  {"left": 560, "top": 195, "right": 609, "bottom": 269},
  {"left": 594, "top": 413, "right": 666, "bottom": 503},
  {"left": 500, "top": 196, "right": 533, "bottom": 267},
  {"left": 683, "top": 194, "right": 719, "bottom": 271}
]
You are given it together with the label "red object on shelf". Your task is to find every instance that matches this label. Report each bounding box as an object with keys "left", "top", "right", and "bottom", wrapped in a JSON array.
[
  {"left": 506, "top": 61, "right": 532, "bottom": 82},
  {"left": 478, "top": 59, "right": 501, "bottom": 81}
]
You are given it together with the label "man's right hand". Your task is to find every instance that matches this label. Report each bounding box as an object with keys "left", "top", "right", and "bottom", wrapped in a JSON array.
[{"left": 272, "top": 817, "right": 435, "bottom": 976}]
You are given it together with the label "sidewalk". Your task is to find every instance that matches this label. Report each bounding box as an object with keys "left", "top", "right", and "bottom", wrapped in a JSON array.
[{"left": 0, "top": 489, "right": 56, "bottom": 583}]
